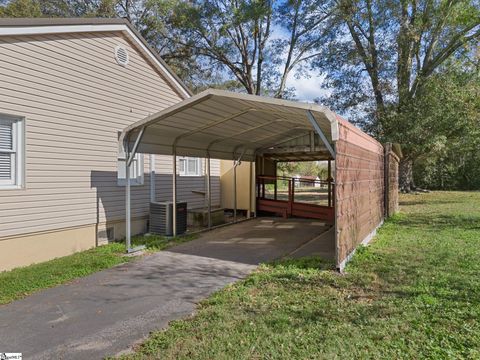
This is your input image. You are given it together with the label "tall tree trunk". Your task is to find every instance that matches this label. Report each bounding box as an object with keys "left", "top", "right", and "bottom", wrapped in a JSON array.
[{"left": 399, "top": 157, "right": 414, "bottom": 192}]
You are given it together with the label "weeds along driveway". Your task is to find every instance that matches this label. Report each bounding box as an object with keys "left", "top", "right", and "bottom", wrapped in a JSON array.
[{"left": 0, "top": 218, "right": 330, "bottom": 360}]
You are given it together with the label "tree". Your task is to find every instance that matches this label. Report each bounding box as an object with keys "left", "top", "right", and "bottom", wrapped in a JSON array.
[
  {"left": 277, "top": 161, "right": 300, "bottom": 176},
  {"left": 273, "top": 0, "right": 333, "bottom": 97},
  {"left": 0, "top": 0, "right": 119, "bottom": 17},
  {"left": 144, "top": 0, "right": 332, "bottom": 97},
  {"left": 149, "top": 0, "right": 275, "bottom": 95},
  {"left": 316, "top": 0, "right": 480, "bottom": 191},
  {"left": 0, "top": 0, "right": 42, "bottom": 17},
  {"left": 277, "top": 161, "right": 328, "bottom": 178},
  {"left": 2, "top": 0, "right": 478, "bottom": 190},
  {"left": 409, "top": 63, "right": 480, "bottom": 190}
]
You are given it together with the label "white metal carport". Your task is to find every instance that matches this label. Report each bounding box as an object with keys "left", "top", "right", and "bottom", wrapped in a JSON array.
[{"left": 120, "top": 89, "right": 339, "bottom": 252}]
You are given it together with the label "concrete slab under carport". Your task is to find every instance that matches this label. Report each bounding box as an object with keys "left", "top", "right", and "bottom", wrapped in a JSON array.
[
  {"left": 171, "top": 217, "right": 335, "bottom": 264},
  {"left": 289, "top": 226, "right": 335, "bottom": 260},
  {"left": 0, "top": 217, "right": 333, "bottom": 360}
]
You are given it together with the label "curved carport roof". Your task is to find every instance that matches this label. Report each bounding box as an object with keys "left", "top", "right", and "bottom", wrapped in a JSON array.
[
  {"left": 119, "top": 89, "right": 395, "bottom": 272},
  {"left": 121, "top": 89, "right": 339, "bottom": 161}
]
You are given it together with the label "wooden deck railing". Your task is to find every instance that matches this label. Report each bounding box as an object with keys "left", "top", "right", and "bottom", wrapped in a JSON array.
[{"left": 256, "top": 175, "right": 335, "bottom": 223}]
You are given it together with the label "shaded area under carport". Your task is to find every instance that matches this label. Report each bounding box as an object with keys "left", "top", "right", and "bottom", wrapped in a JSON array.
[{"left": 170, "top": 217, "right": 334, "bottom": 264}]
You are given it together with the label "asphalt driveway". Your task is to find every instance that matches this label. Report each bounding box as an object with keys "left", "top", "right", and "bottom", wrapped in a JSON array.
[{"left": 0, "top": 218, "right": 332, "bottom": 359}]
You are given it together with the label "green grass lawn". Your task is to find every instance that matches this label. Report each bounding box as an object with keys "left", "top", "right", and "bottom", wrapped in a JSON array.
[
  {"left": 0, "top": 234, "right": 195, "bottom": 305},
  {"left": 124, "top": 191, "right": 480, "bottom": 359}
]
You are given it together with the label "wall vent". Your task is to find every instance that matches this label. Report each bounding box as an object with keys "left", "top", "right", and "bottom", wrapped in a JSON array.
[{"left": 114, "top": 46, "right": 129, "bottom": 67}]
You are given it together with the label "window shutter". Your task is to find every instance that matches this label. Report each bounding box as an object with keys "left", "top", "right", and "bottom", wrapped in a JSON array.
[
  {"left": 0, "top": 121, "right": 13, "bottom": 150},
  {"left": 0, "top": 153, "right": 12, "bottom": 180},
  {"left": 0, "top": 121, "right": 13, "bottom": 181}
]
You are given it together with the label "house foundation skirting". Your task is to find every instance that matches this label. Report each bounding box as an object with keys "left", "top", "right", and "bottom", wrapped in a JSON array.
[{"left": 0, "top": 217, "right": 148, "bottom": 272}]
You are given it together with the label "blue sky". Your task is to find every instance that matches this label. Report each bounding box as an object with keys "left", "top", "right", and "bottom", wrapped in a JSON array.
[
  {"left": 287, "top": 73, "right": 329, "bottom": 102},
  {"left": 270, "top": 25, "right": 330, "bottom": 103}
]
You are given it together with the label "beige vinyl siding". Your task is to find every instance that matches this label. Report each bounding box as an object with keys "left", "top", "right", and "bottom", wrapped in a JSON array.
[
  {"left": 153, "top": 157, "right": 221, "bottom": 210},
  {"left": 0, "top": 31, "right": 220, "bottom": 239}
]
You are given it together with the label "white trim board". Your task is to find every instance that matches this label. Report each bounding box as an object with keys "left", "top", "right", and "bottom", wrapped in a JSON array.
[{"left": 0, "top": 24, "right": 125, "bottom": 36}]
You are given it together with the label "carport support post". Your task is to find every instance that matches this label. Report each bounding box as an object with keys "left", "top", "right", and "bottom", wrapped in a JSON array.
[
  {"left": 232, "top": 149, "right": 245, "bottom": 223},
  {"left": 150, "top": 154, "right": 156, "bottom": 202},
  {"left": 306, "top": 110, "right": 335, "bottom": 160},
  {"left": 248, "top": 161, "right": 253, "bottom": 218},
  {"left": 124, "top": 127, "right": 145, "bottom": 253},
  {"left": 126, "top": 150, "right": 131, "bottom": 251},
  {"left": 207, "top": 153, "right": 212, "bottom": 228},
  {"left": 172, "top": 148, "right": 177, "bottom": 237}
]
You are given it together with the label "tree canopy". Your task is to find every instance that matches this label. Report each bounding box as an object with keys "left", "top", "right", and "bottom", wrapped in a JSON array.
[
  {"left": 1, "top": 0, "right": 479, "bottom": 189},
  {"left": 314, "top": 0, "right": 479, "bottom": 190}
]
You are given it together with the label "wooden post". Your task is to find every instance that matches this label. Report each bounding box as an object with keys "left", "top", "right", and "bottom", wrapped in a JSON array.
[
  {"left": 287, "top": 178, "right": 293, "bottom": 217},
  {"left": 328, "top": 159, "right": 332, "bottom": 207},
  {"left": 257, "top": 176, "right": 261, "bottom": 199},
  {"left": 291, "top": 177, "right": 295, "bottom": 204},
  {"left": 274, "top": 177, "right": 278, "bottom": 200},
  {"left": 384, "top": 143, "right": 391, "bottom": 218}
]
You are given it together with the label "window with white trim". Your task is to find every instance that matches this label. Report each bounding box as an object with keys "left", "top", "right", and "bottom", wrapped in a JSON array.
[
  {"left": 179, "top": 157, "right": 202, "bottom": 176},
  {"left": 0, "top": 115, "right": 24, "bottom": 189},
  {"left": 117, "top": 138, "right": 144, "bottom": 186}
]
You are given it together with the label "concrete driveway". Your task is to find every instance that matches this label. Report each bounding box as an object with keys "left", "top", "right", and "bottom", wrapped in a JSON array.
[{"left": 0, "top": 218, "right": 332, "bottom": 359}]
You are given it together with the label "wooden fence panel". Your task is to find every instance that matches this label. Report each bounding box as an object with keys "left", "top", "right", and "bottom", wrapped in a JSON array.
[
  {"left": 385, "top": 144, "right": 400, "bottom": 217},
  {"left": 335, "top": 119, "right": 385, "bottom": 269}
]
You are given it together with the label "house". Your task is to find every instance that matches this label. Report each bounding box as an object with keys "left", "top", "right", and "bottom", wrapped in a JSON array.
[
  {"left": 0, "top": 18, "right": 220, "bottom": 272},
  {"left": 293, "top": 175, "right": 321, "bottom": 187},
  {"left": 0, "top": 18, "right": 401, "bottom": 273}
]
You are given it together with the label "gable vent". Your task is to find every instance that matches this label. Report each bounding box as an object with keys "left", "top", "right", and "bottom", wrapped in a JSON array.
[{"left": 114, "top": 46, "right": 129, "bottom": 67}]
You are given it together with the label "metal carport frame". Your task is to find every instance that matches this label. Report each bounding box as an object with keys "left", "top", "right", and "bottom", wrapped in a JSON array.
[
  {"left": 120, "top": 89, "right": 393, "bottom": 270},
  {"left": 120, "top": 88, "right": 339, "bottom": 242}
]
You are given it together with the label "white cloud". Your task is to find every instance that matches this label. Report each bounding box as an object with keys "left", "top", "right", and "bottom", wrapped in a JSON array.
[{"left": 287, "top": 72, "right": 331, "bottom": 102}]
